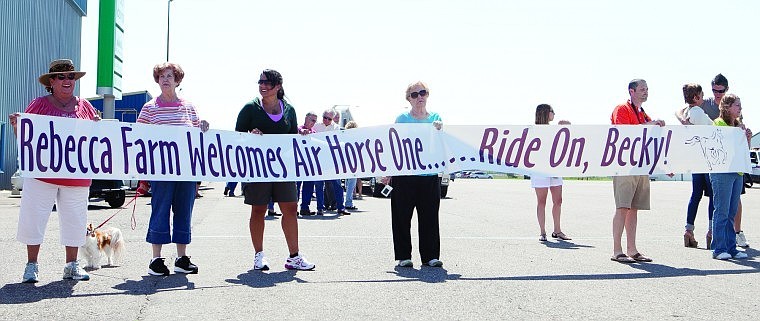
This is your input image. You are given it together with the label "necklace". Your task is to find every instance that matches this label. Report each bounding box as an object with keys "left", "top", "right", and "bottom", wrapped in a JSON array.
[
  {"left": 262, "top": 99, "right": 282, "bottom": 115},
  {"left": 52, "top": 95, "right": 76, "bottom": 111}
]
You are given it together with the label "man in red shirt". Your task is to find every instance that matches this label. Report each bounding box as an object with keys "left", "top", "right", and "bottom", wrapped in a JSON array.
[{"left": 609, "top": 79, "right": 665, "bottom": 263}]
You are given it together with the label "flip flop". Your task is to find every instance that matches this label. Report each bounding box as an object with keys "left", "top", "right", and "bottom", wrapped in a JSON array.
[
  {"left": 630, "top": 253, "right": 653, "bottom": 262},
  {"left": 552, "top": 232, "right": 572, "bottom": 241},
  {"left": 610, "top": 253, "right": 635, "bottom": 263}
]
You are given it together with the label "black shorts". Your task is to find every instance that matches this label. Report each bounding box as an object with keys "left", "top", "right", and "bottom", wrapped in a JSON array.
[{"left": 242, "top": 182, "right": 298, "bottom": 206}]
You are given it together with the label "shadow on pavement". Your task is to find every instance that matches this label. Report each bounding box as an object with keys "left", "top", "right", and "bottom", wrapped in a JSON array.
[
  {"left": 541, "top": 240, "right": 595, "bottom": 250},
  {"left": 225, "top": 270, "right": 304, "bottom": 288},
  {"left": 0, "top": 280, "right": 77, "bottom": 304},
  {"left": 112, "top": 274, "right": 195, "bottom": 295}
]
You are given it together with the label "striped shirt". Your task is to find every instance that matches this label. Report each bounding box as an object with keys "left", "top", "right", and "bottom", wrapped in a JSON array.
[{"left": 137, "top": 97, "right": 200, "bottom": 128}]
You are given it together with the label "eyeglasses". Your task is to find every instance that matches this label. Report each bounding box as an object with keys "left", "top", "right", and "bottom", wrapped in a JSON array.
[
  {"left": 408, "top": 90, "right": 428, "bottom": 99},
  {"left": 712, "top": 87, "right": 727, "bottom": 94},
  {"left": 54, "top": 73, "right": 77, "bottom": 80},
  {"left": 258, "top": 79, "right": 274, "bottom": 87},
  {"left": 323, "top": 116, "right": 333, "bottom": 121}
]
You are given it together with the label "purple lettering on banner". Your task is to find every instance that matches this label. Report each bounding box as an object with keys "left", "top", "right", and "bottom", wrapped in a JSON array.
[
  {"left": 373, "top": 139, "right": 385, "bottom": 171},
  {"left": 276, "top": 147, "right": 287, "bottom": 178},
  {"left": 389, "top": 128, "right": 404, "bottom": 170},
  {"left": 414, "top": 139, "right": 426, "bottom": 170},
  {"left": 504, "top": 128, "right": 529, "bottom": 168},
  {"left": 662, "top": 130, "right": 672, "bottom": 165},
  {"left": 121, "top": 127, "right": 133, "bottom": 174},
  {"left": 352, "top": 140, "right": 368, "bottom": 172},
  {"left": 88, "top": 136, "right": 99, "bottom": 174},
  {"left": 629, "top": 136, "right": 640, "bottom": 166},
  {"left": 100, "top": 137, "right": 113, "bottom": 174},
  {"left": 649, "top": 130, "right": 668, "bottom": 174},
  {"left": 345, "top": 142, "right": 358, "bottom": 173},
  {"left": 638, "top": 128, "right": 652, "bottom": 166},
  {"left": 292, "top": 138, "right": 310, "bottom": 177},
  {"left": 550, "top": 129, "right": 569, "bottom": 167},
  {"left": 235, "top": 146, "right": 247, "bottom": 177},
  {"left": 524, "top": 138, "right": 541, "bottom": 168},
  {"left": 186, "top": 132, "right": 207, "bottom": 176},
  {"left": 225, "top": 145, "right": 237, "bottom": 178},
  {"left": 266, "top": 148, "right": 280, "bottom": 178},
  {"left": 158, "top": 140, "right": 180, "bottom": 175},
  {"left": 478, "top": 127, "right": 498, "bottom": 164},
  {"left": 600, "top": 128, "right": 618, "bottom": 166},
  {"left": 310, "top": 144, "right": 323, "bottom": 175},
  {"left": 215, "top": 134, "right": 226, "bottom": 177},
  {"left": 148, "top": 139, "right": 160, "bottom": 175},
  {"left": 19, "top": 118, "right": 33, "bottom": 171},
  {"left": 49, "top": 121, "right": 63, "bottom": 172},
  {"left": 207, "top": 139, "right": 219, "bottom": 177},
  {"left": 64, "top": 136, "right": 76, "bottom": 173},
  {"left": 134, "top": 139, "right": 148, "bottom": 174},
  {"left": 77, "top": 136, "right": 88, "bottom": 173},
  {"left": 618, "top": 137, "right": 631, "bottom": 166},
  {"left": 245, "top": 146, "right": 267, "bottom": 177},
  {"left": 326, "top": 135, "right": 346, "bottom": 174},
  {"left": 36, "top": 129, "right": 48, "bottom": 172}
]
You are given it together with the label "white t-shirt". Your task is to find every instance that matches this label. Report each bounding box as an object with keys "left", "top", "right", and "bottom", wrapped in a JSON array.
[
  {"left": 684, "top": 106, "right": 714, "bottom": 125},
  {"left": 313, "top": 122, "right": 337, "bottom": 133}
]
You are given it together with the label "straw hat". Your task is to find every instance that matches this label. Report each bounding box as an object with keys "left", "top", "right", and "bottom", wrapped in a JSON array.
[{"left": 38, "top": 59, "right": 86, "bottom": 87}]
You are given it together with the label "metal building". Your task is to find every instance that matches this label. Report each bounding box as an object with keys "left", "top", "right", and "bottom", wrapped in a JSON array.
[{"left": 0, "top": 0, "right": 87, "bottom": 189}]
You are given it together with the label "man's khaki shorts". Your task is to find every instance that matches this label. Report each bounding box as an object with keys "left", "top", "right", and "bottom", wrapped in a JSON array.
[{"left": 612, "top": 175, "right": 650, "bottom": 210}]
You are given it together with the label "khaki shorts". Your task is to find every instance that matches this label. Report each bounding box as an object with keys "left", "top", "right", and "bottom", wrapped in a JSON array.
[
  {"left": 612, "top": 175, "right": 650, "bottom": 210},
  {"left": 242, "top": 182, "right": 298, "bottom": 206}
]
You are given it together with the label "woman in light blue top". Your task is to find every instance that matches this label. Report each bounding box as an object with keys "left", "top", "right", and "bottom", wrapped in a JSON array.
[{"left": 387, "top": 81, "right": 444, "bottom": 268}]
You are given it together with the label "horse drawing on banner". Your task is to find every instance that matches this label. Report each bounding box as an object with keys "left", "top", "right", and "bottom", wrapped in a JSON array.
[{"left": 685, "top": 130, "right": 727, "bottom": 171}]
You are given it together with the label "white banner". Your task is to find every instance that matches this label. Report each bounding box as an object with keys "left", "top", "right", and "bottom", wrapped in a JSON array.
[{"left": 16, "top": 114, "right": 751, "bottom": 181}]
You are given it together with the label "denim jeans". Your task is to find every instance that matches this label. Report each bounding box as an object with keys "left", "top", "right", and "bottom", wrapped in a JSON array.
[
  {"left": 686, "top": 173, "right": 713, "bottom": 231},
  {"left": 300, "top": 181, "right": 324, "bottom": 210},
  {"left": 709, "top": 173, "right": 742, "bottom": 256},
  {"left": 226, "top": 182, "right": 238, "bottom": 194},
  {"left": 327, "top": 179, "right": 345, "bottom": 210},
  {"left": 345, "top": 178, "right": 357, "bottom": 207},
  {"left": 147, "top": 181, "right": 197, "bottom": 244}
]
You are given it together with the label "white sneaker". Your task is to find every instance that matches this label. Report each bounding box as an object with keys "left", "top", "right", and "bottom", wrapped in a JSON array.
[
  {"left": 425, "top": 259, "right": 444, "bottom": 267},
  {"left": 284, "top": 253, "right": 315, "bottom": 270},
  {"left": 253, "top": 251, "right": 270, "bottom": 271},
  {"left": 397, "top": 259, "right": 413, "bottom": 267},
  {"left": 62, "top": 261, "right": 90, "bottom": 281},
  {"left": 733, "top": 252, "right": 748, "bottom": 259},
  {"left": 736, "top": 231, "right": 750, "bottom": 248},
  {"left": 714, "top": 252, "right": 732, "bottom": 260},
  {"left": 23, "top": 262, "right": 39, "bottom": 283}
]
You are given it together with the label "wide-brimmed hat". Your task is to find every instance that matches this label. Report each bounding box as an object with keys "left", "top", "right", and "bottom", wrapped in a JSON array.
[{"left": 38, "top": 59, "right": 86, "bottom": 87}]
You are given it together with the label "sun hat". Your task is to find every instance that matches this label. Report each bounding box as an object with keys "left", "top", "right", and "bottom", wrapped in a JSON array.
[{"left": 38, "top": 59, "right": 86, "bottom": 87}]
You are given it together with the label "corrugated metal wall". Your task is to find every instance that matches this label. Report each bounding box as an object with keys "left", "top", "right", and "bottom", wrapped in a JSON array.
[{"left": 0, "top": 0, "right": 83, "bottom": 189}]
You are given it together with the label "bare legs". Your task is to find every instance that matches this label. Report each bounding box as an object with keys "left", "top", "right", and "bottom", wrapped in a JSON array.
[
  {"left": 612, "top": 207, "right": 640, "bottom": 256},
  {"left": 534, "top": 185, "right": 564, "bottom": 236},
  {"left": 26, "top": 245, "right": 78, "bottom": 263},
  {"left": 249, "top": 201, "right": 299, "bottom": 255}
]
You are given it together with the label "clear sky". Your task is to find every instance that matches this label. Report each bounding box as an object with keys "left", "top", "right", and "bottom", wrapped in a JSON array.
[{"left": 79, "top": 0, "right": 760, "bottom": 131}]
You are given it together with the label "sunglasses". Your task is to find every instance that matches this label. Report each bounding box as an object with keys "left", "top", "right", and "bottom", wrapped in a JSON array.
[
  {"left": 409, "top": 90, "right": 428, "bottom": 99},
  {"left": 258, "top": 79, "right": 274, "bottom": 87},
  {"left": 323, "top": 116, "right": 333, "bottom": 121},
  {"left": 712, "top": 88, "right": 727, "bottom": 94},
  {"left": 54, "top": 73, "right": 77, "bottom": 80}
]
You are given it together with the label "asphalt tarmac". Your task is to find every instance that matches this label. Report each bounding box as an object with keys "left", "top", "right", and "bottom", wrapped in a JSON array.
[{"left": 1, "top": 179, "right": 758, "bottom": 320}]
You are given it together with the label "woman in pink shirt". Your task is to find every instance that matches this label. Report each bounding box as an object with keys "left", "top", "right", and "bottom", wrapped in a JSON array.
[{"left": 9, "top": 59, "right": 99, "bottom": 283}]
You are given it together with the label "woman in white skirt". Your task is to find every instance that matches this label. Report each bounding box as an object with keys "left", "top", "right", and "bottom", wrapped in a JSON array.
[{"left": 532, "top": 104, "right": 571, "bottom": 242}]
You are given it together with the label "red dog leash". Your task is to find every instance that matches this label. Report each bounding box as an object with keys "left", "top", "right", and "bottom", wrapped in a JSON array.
[{"left": 92, "top": 190, "right": 142, "bottom": 231}]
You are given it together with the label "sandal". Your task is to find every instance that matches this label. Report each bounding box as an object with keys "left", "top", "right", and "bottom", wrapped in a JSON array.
[
  {"left": 629, "top": 253, "right": 652, "bottom": 262},
  {"left": 539, "top": 233, "right": 547, "bottom": 242},
  {"left": 610, "top": 253, "right": 635, "bottom": 263},
  {"left": 551, "top": 232, "right": 572, "bottom": 241}
]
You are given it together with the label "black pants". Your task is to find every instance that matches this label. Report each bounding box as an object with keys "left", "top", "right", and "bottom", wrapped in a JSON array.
[
  {"left": 324, "top": 180, "right": 336, "bottom": 208},
  {"left": 391, "top": 175, "right": 441, "bottom": 263}
]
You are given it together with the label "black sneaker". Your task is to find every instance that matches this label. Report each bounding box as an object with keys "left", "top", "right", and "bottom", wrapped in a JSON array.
[
  {"left": 267, "top": 209, "right": 282, "bottom": 217},
  {"left": 148, "top": 258, "right": 170, "bottom": 276},
  {"left": 174, "top": 256, "right": 198, "bottom": 274},
  {"left": 299, "top": 209, "right": 315, "bottom": 216}
]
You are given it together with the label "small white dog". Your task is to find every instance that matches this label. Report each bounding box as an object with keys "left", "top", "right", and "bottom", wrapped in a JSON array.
[{"left": 81, "top": 224, "right": 125, "bottom": 269}]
